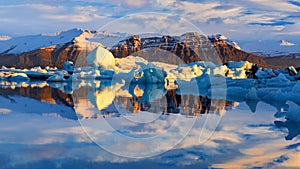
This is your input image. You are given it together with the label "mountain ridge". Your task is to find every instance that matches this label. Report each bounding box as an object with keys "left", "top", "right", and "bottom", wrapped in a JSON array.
[{"left": 0, "top": 28, "right": 268, "bottom": 68}]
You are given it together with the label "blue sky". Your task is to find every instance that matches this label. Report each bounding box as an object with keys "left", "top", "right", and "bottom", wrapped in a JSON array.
[{"left": 0, "top": 0, "right": 299, "bottom": 41}]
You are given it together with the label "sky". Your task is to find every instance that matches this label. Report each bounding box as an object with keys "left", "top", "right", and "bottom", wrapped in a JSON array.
[{"left": 0, "top": 0, "right": 300, "bottom": 41}]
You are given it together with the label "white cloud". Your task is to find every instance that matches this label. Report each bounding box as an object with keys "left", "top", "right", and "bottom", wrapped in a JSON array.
[
  {"left": 112, "top": 0, "right": 149, "bottom": 7},
  {"left": 0, "top": 0, "right": 299, "bottom": 40},
  {"left": 249, "top": 0, "right": 300, "bottom": 12}
]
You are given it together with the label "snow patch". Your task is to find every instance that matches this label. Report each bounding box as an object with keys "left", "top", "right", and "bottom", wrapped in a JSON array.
[
  {"left": 280, "top": 40, "right": 295, "bottom": 46},
  {"left": 0, "top": 36, "right": 11, "bottom": 41}
]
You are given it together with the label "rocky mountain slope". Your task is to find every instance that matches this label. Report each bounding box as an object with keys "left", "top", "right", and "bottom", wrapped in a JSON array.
[
  {"left": 0, "top": 29, "right": 268, "bottom": 68},
  {"left": 0, "top": 29, "right": 101, "bottom": 68},
  {"left": 110, "top": 32, "right": 267, "bottom": 67}
]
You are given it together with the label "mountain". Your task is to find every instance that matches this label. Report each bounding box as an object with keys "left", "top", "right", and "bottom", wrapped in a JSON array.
[
  {"left": 240, "top": 39, "right": 300, "bottom": 57},
  {"left": 0, "top": 29, "right": 267, "bottom": 68},
  {"left": 110, "top": 32, "right": 267, "bottom": 67},
  {"left": 0, "top": 28, "right": 102, "bottom": 68}
]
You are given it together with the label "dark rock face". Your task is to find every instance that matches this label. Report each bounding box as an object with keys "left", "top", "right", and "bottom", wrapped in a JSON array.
[{"left": 110, "top": 32, "right": 268, "bottom": 67}]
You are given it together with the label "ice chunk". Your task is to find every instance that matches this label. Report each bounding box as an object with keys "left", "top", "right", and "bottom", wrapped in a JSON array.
[
  {"left": 213, "top": 65, "right": 228, "bottom": 76},
  {"left": 135, "top": 62, "right": 166, "bottom": 84},
  {"left": 86, "top": 46, "right": 115, "bottom": 70},
  {"left": 115, "top": 55, "right": 147, "bottom": 71},
  {"left": 63, "top": 61, "right": 74, "bottom": 72},
  {"left": 46, "top": 73, "right": 66, "bottom": 82},
  {"left": 255, "top": 68, "right": 276, "bottom": 79},
  {"left": 227, "top": 61, "right": 252, "bottom": 70},
  {"left": 232, "top": 70, "right": 247, "bottom": 79},
  {"left": 8, "top": 73, "right": 29, "bottom": 82},
  {"left": 192, "top": 65, "right": 203, "bottom": 77}
]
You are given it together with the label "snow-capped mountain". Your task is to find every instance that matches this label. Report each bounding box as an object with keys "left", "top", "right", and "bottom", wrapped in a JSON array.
[
  {"left": 110, "top": 32, "right": 266, "bottom": 66},
  {"left": 240, "top": 39, "right": 300, "bottom": 57},
  {"left": 209, "top": 34, "right": 241, "bottom": 50},
  {"left": 0, "top": 29, "right": 104, "bottom": 68},
  {"left": 0, "top": 28, "right": 92, "bottom": 55},
  {"left": 0, "top": 28, "right": 267, "bottom": 68}
]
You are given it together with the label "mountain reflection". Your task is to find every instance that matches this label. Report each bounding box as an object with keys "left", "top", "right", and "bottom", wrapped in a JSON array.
[
  {"left": 0, "top": 80, "right": 300, "bottom": 141},
  {"left": 0, "top": 80, "right": 233, "bottom": 118}
]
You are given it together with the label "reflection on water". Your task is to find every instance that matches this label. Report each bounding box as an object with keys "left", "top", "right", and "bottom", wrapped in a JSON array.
[{"left": 0, "top": 79, "right": 300, "bottom": 168}]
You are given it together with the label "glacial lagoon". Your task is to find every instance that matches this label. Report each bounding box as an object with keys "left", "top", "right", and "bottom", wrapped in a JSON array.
[{"left": 0, "top": 78, "right": 300, "bottom": 169}]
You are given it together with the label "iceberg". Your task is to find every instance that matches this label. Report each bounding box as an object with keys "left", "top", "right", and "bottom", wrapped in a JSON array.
[
  {"left": 266, "top": 73, "right": 291, "bottom": 87},
  {"left": 46, "top": 73, "right": 66, "bottom": 82},
  {"left": 8, "top": 73, "right": 30, "bottom": 82},
  {"left": 133, "top": 62, "right": 167, "bottom": 84},
  {"left": 63, "top": 61, "right": 74, "bottom": 73},
  {"left": 255, "top": 68, "right": 276, "bottom": 79},
  {"left": 86, "top": 46, "right": 115, "bottom": 70}
]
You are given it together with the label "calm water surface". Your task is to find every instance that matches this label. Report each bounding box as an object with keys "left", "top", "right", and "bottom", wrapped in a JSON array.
[{"left": 0, "top": 80, "right": 299, "bottom": 169}]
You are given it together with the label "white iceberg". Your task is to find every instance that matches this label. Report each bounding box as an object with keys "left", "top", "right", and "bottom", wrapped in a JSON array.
[{"left": 86, "top": 46, "right": 115, "bottom": 70}]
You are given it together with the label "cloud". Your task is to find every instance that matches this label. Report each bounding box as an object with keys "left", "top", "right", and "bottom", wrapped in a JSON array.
[
  {"left": 249, "top": 0, "right": 300, "bottom": 12},
  {"left": 112, "top": 0, "right": 149, "bottom": 8},
  {"left": 0, "top": 0, "right": 299, "bottom": 40},
  {"left": 43, "top": 6, "right": 107, "bottom": 23},
  {"left": 249, "top": 20, "right": 295, "bottom": 26}
]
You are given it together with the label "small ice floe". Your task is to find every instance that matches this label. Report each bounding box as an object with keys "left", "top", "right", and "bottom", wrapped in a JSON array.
[
  {"left": 255, "top": 68, "right": 276, "bottom": 79},
  {"left": 46, "top": 73, "right": 66, "bottom": 82},
  {"left": 9, "top": 73, "right": 30, "bottom": 82},
  {"left": 0, "top": 72, "right": 30, "bottom": 82},
  {"left": 63, "top": 61, "right": 74, "bottom": 73}
]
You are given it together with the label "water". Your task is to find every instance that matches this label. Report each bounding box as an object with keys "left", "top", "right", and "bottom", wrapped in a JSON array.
[{"left": 0, "top": 80, "right": 299, "bottom": 169}]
